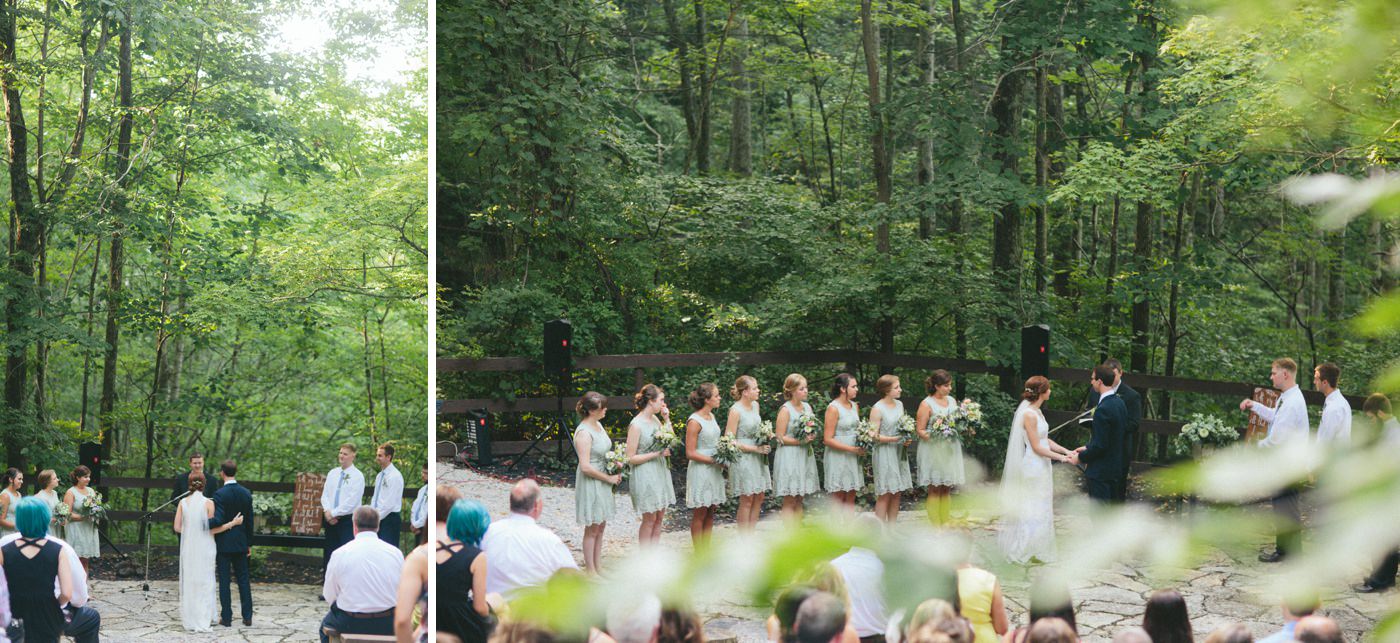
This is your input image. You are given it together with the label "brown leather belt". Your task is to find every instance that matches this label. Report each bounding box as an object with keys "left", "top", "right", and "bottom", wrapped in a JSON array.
[{"left": 347, "top": 608, "right": 394, "bottom": 619}]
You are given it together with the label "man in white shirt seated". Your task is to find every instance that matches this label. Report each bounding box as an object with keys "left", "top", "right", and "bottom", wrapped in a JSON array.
[
  {"left": 320, "top": 506, "right": 405, "bottom": 642},
  {"left": 830, "top": 514, "right": 887, "bottom": 643},
  {"left": 1313, "top": 362, "right": 1351, "bottom": 448},
  {"left": 1240, "top": 357, "right": 1310, "bottom": 562},
  {"left": 0, "top": 531, "right": 100, "bottom": 643},
  {"left": 481, "top": 478, "right": 578, "bottom": 599}
]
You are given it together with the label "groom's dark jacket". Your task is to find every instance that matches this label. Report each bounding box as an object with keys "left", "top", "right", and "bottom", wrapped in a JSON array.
[
  {"left": 1079, "top": 393, "right": 1127, "bottom": 481},
  {"left": 208, "top": 481, "right": 254, "bottom": 554}
]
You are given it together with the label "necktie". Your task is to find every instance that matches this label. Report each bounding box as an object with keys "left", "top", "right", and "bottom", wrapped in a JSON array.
[
  {"left": 333, "top": 470, "right": 344, "bottom": 507},
  {"left": 372, "top": 472, "right": 382, "bottom": 506}
]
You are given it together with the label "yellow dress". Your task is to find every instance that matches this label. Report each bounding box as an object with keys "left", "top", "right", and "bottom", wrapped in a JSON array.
[{"left": 958, "top": 566, "right": 999, "bottom": 643}]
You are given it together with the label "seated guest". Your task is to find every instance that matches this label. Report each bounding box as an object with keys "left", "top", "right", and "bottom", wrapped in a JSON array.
[
  {"left": 907, "top": 615, "right": 973, "bottom": 643},
  {"left": 608, "top": 594, "right": 661, "bottom": 643},
  {"left": 436, "top": 484, "right": 465, "bottom": 543},
  {"left": 321, "top": 506, "right": 406, "bottom": 643},
  {"left": 1141, "top": 590, "right": 1192, "bottom": 643},
  {"left": 772, "top": 566, "right": 860, "bottom": 643},
  {"left": 831, "top": 515, "right": 889, "bottom": 643},
  {"left": 1111, "top": 628, "right": 1150, "bottom": 643},
  {"left": 0, "top": 497, "right": 74, "bottom": 643},
  {"left": 395, "top": 538, "right": 430, "bottom": 643},
  {"left": 796, "top": 592, "right": 849, "bottom": 643},
  {"left": 492, "top": 620, "right": 558, "bottom": 643},
  {"left": 1257, "top": 593, "right": 1318, "bottom": 643},
  {"left": 906, "top": 599, "right": 958, "bottom": 635},
  {"left": 1201, "top": 624, "right": 1252, "bottom": 643},
  {"left": 1003, "top": 584, "right": 1074, "bottom": 643},
  {"left": 1025, "top": 618, "right": 1075, "bottom": 643},
  {"left": 1293, "top": 615, "right": 1342, "bottom": 643},
  {"left": 482, "top": 479, "right": 579, "bottom": 598},
  {"left": 657, "top": 606, "right": 704, "bottom": 643},
  {"left": 439, "top": 499, "right": 493, "bottom": 643},
  {"left": 769, "top": 586, "right": 818, "bottom": 643},
  {"left": 0, "top": 525, "right": 99, "bottom": 643},
  {"left": 958, "top": 559, "right": 1008, "bottom": 643}
]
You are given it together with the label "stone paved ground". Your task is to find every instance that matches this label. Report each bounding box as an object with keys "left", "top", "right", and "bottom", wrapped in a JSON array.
[
  {"left": 443, "top": 463, "right": 1398, "bottom": 643},
  {"left": 90, "top": 579, "right": 322, "bottom": 642}
]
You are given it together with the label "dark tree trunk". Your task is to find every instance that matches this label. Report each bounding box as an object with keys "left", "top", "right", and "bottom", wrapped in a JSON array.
[
  {"left": 1, "top": 0, "right": 39, "bottom": 470},
  {"left": 100, "top": 4, "right": 135, "bottom": 462},
  {"left": 663, "top": 0, "right": 698, "bottom": 174},
  {"left": 990, "top": 40, "right": 1024, "bottom": 391},
  {"left": 860, "top": 0, "right": 894, "bottom": 366},
  {"left": 727, "top": 15, "right": 751, "bottom": 176},
  {"left": 693, "top": 0, "right": 711, "bottom": 174}
]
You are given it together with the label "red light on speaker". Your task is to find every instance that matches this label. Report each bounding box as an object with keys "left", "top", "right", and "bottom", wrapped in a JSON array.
[
  {"left": 1040, "top": 346, "right": 1046, "bottom": 353},
  {"left": 561, "top": 340, "right": 569, "bottom": 347}
]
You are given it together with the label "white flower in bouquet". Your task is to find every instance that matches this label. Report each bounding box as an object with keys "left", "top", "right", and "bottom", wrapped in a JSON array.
[
  {"left": 604, "top": 444, "right": 630, "bottom": 479},
  {"left": 86, "top": 493, "right": 109, "bottom": 524},
  {"left": 652, "top": 425, "right": 682, "bottom": 453},
  {"left": 854, "top": 420, "right": 878, "bottom": 451},
  {"left": 955, "top": 399, "right": 984, "bottom": 439},
  {"left": 794, "top": 413, "right": 822, "bottom": 451},
  {"left": 931, "top": 415, "right": 959, "bottom": 441},
  {"left": 897, "top": 415, "right": 917, "bottom": 442},
  {"left": 713, "top": 435, "right": 741, "bottom": 466},
  {"left": 54, "top": 502, "right": 72, "bottom": 525},
  {"left": 754, "top": 420, "right": 778, "bottom": 448}
]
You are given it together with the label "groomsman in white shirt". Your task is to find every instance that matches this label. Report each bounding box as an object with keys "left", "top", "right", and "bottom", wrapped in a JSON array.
[
  {"left": 371, "top": 442, "right": 404, "bottom": 548},
  {"left": 410, "top": 464, "right": 429, "bottom": 545},
  {"left": 320, "top": 443, "right": 365, "bottom": 567},
  {"left": 319, "top": 506, "right": 404, "bottom": 642},
  {"left": 1313, "top": 363, "right": 1351, "bottom": 448},
  {"left": 1240, "top": 357, "right": 1310, "bottom": 562}
]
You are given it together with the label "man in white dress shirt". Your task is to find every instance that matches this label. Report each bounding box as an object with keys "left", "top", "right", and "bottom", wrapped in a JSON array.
[
  {"left": 319, "top": 506, "right": 404, "bottom": 642},
  {"left": 1240, "top": 357, "right": 1310, "bottom": 562},
  {"left": 371, "top": 442, "right": 404, "bottom": 549},
  {"left": 410, "top": 463, "right": 429, "bottom": 545},
  {"left": 482, "top": 478, "right": 578, "bottom": 598},
  {"left": 1313, "top": 363, "right": 1351, "bottom": 448},
  {"left": 321, "top": 443, "right": 366, "bottom": 566},
  {"left": 830, "top": 514, "right": 888, "bottom": 642},
  {"left": 0, "top": 531, "right": 100, "bottom": 643}
]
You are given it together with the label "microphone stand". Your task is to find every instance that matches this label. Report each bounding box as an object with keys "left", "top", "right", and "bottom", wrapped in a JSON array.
[
  {"left": 1047, "top": 408, "right": 1095, "bottom": 473},
  {"left": 131, "top": 490, "right": 191, "bottom": 594}
]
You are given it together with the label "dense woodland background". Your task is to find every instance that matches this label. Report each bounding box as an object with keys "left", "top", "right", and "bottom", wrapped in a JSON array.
[
  {"left": 0, "top": 0, "right": 427, "bottom": 529},
  {"left": 441, "top": 0, "right": 1398, "bottom": 456}
]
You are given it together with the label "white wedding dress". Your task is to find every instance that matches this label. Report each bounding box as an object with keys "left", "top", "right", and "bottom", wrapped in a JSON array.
[
  {"left": 998, "top": 400, "right": 1057, "bottom": 564},
  {"left": 179, "top": 492, "right": 218, "bottom": 632}
]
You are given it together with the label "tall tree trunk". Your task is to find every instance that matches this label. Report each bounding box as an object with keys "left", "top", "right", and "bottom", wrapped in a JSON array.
[
  {"left": 662, "top": 0, "right": 698, "bottom": 174},
  {"left": 693, "top": 0, "right": 711, "bottom": 174},
  {"left": 1161, "top": 173, "right": 1194, "bottom": 421},
  {"left": 727, "top": 15, "right": 751, "bottom": 176},
  {"left": 948, "top": 0, "right": 967, "bottom": 397},
  {"left": 1033, "top": 62, "right": 1049, "bottom": 301},
  {"left": 1375, "top": 218, "right": 1397, "bottom": 293},
  {"left": 1, "top": 0, "right": 39, "bottom": 469},
  {"left": 100, "top": 3, "right": 135, "bottom": 462},
  {"left": 990, "top": 41, "right": 1024, "bottom": 390},
  {"left": 1129, "top": 32, "right": 1157, "bottom": 375},
  {"left": 1100, "top": 197, "right": 1121, "bottom": 361},
  {"left": 916, "top": 0, "right": 935, "bottom": 239},
  {"left": 860, "top": 0, "right": 894, "bottom": 364}
]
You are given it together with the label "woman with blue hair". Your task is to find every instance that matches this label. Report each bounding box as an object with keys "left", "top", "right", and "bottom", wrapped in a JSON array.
[
  {"left": 0, "top": 497, "right": 74, "bottom": 643},
  {"left": 437, "top": 498, "right": 493, "bottom": 643}
]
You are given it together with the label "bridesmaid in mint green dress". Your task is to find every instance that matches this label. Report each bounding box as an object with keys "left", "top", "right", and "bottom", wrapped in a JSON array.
[
  {"left": 870, "top": 374, "right": 912, "bottom": 522},
  {"left": 725, "top": 375, "right": 772, "bottom": 531},
  {"left": 823, "top": 373, "right": 865, "bottom": 511},
  {"left": 685, "top": 383, "right": 727, "bottom": 546},
  {"left": 772, "top": 373, "right": 820, "bottom": 520},
  {"left": 625, "top": 383, "right": 676, "bottom": 545},
  {"left": 915, "top": 369, "right": 965, "bottom": 525},
  {"left": 572, "top": 392, "right": 620, "bottom": 573}
]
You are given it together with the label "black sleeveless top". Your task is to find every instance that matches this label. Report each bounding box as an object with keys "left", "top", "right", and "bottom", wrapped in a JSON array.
[
  {"left": 2, "top": 537, "right": 65, "bottom": 643},
  {"left": 437, "top": 541, "right": 491, "bottom": 643}
]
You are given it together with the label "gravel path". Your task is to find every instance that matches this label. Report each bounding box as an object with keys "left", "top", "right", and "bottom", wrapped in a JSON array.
[{"left": 442, "top": 463, "right": 1391, "bottom": 642}]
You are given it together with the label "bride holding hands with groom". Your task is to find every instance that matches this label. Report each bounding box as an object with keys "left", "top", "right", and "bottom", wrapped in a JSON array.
[{"left": 172, "top": 459, "right": 253, "bottom": 632}]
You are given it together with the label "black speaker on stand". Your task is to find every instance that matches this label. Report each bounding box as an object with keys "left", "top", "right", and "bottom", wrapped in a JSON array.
[
  {"left": 1021, "top": 325, "right": 1050, "bottom": 381},
  {"left": 509, "top": 319, "right": 577, "bottom": 472}
]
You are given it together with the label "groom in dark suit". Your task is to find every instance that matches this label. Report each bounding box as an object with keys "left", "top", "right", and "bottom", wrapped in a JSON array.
[
  {"left": 208, "top": 459, "right": 255, "bottom": 626},
  {"left": 1085, "top": 358, "right": 1143, "bottom": 501},
  {"left": 1072, "top": 364, "right": 1127, "bottom": 502}
]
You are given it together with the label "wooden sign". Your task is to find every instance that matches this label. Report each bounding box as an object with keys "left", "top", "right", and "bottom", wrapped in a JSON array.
[
  {"left": 292, "top": 472, "right": 326, "bottom": 536},
  {"left": 1246, "top": 387, "right": 1280, "bottom": 442}
]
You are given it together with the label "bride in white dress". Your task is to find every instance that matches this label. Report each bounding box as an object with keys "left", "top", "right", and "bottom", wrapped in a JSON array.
[
  {"left": 173, "top": 474, "right": 243, "bottom": 632},
  {"left": 998, "top": 376, "right": 1078, "bottom": 564}
]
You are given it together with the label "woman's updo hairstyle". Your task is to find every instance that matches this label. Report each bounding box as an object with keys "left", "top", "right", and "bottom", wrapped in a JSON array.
[
  {"left": 830, "top": 372, "right": 856, "bottom": 400},
  {"left": 925, "top": 370, "right": 952, "bottom": 394},
  {"left": 782, "top": 374, "right": 807, "bottom": 400},
  {"left": 575, "top": 391, "right": 607, "bottom": 416},
  {"left": 189, "top": 472, "right": 206, "bottom": 492},
  {"left": 1022, "top": 376, "right": 1051, "bottom": 402},
  {"left": 875, "top": 374, "right": 899, "bottom": 398},
  {"left": 635, "top": 384, "right": 664, "bottom": 410},
  {"left": 688, "top": 382, "right": 719, "bottom": 410},
  {"left": 731, "top": 375, "right": 757, "bottom": 400}
]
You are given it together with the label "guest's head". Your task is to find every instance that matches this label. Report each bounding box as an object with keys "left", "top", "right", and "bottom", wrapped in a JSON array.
[
  {"left": 510, "top": 478, "right": 544, "bottom": 519},
  {"left": 926, "top": 370, "right": 952, "bottom": 397},
  {"left": 1142, "top": 589, "right": 1192, "bottom": 643},
  {"left": 1027, "top": 618, "right": 1077, "bottom": 643},
  {"left": 576, "top": 391, "right": 608, "bottom": 419},
  {"left": 352, "top": 505, "right": 380, "bottom": 534},
  {"left": 1282, "top": 591, "right": 1319, "bottom": 622},
  {"left": 732, "top": 375, "right": 759, "bottom": 402},
  {"left": 607, "top": 594, "right": 661, "bottom": 643},
  {"left": 783, "top": 374, "right": 808, "bottom": 402},
  {"left": 1023, "top": 376, "right": 1051, "bottom": 404},
  {"left": 1029, "top": 583, "right": 1075, "bottom": 633},
  {"left": 1270, "top": 358, "right": 1298, "bottom": 389},
  {"left": 1104, "top": 358, "right": 1124, "bottom": 380},
  {"left": 37, "top": 469, "right": 57, "bottom": 491},
  {"left": 15, "top": 497, "right": 52, "bottom": 539},
  {"left": 906, "top": 598, "right": 958, "bottom": 634},
  {"left": 448, "top": 499, "right": 491, "bottom": 546},
  {"left": 1091, "top": 364, "right": 1116, "bottom": 391},
  {"left": 188, "top": 472, "right": 206, "bottom": 493},
  {"left": 1294, "top": 616, "right": 1342, "bottom": 643},
  {"left": 491, "top": 619, "right": 557, "bottom": 643},
  {"left": 338, "top": 443, "right": 357, "bottom": 468},
  {"left": 1202, "top": 624, "right": 1252, "bottom": 643},
  {"left": 797, "top": 563, "right": 850, "bottom": 608},
  {"left": 436, "top": 485, "right": 464, "bottom": 525},
  {"left": 794, "top": 592, "right": 847, "bottom": 643},
  {"left": 908, "top": 616, "right": 973, "bottom": 643},
  {"left": 688, "top": 382, "right": 720, "bottom": 411},
  {"left": 377, "top": 443, "right": 395, "bottom": 469},
  {"left": 1112, "top": 627, "right": 1152, "bottom": 643},
  {"left": 220, "top": 459, "right": 237, "bottom": 479},
  {"left": 71, "top": 465, "right": 91, "bottom": 486},
  {"left": 2, "top": 468, "right": 21, "bottom": 491},
  {"left": 422, "top": 462, "right": 429, "bottom": 482},
  {"left": 657, "top": 606, "right": 704, "bottom": 643},
  {"left": 1363, "top": 393, "right": 1392, "bottom": 420},
  {"left": 635, "top": 384, "right": 666, "bottom": 413},
  {"left": 1313, "top": 363, "right": 1340, "bottom": 394},
  {"left": 773, "top": 586, "right": 818, "bottom": 643},
  {"left": 830, "top": 373, "right": 858, "bottom": 401},
  {"left": 875, "top": 374, "right": 901, "bottom": 400},
  {"left": 189, "top": 453, "right": 205, "bottom": 472}
]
